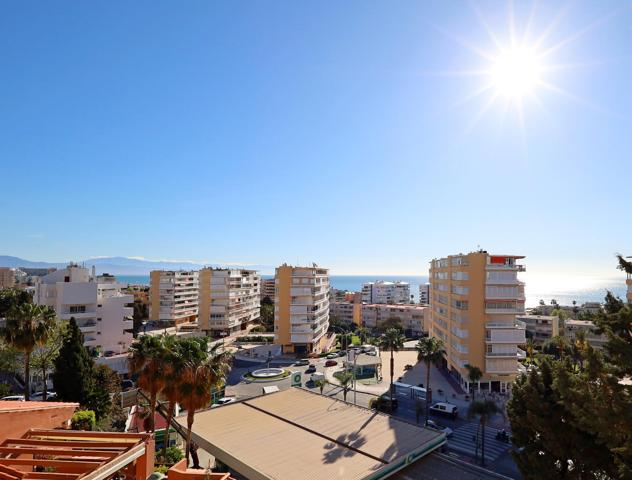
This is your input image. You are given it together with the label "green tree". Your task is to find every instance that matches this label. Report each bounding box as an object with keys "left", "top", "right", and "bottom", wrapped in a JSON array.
[
  {"left": 464, "top": 363, "right": 483, "bottom": 402},
  {"left": 378, "top": 316, "right": 403, "bottom": 333},
  {"left": 416, "top": 336, "right": 445, "bottom": 425},
  {"left": 337, "top": 372, "right": 353, "bottom": 402},
  {"left": 468, "top": 399, "right": 502, "bottom": 467},
  {"left": 260, "top": 298, "right": 274, "bottom": 332},
  {"left": 88, "top": 364, "right": 117, "bottom": 421},
  {"left": 128, "top": 335, "right": 167, "bottom": 432},
  {"left": 2, "top": 303, "right": 56, "bottom": 400},
  {"left": 338, "top": 333, "right": 353, "bottom": 351},
  {"left": 30, "top": 322, "right": 65, "bottom": 401},
  {"left": 523, "top": 338, "right": 536, "bottom": 366},
  {"left": 380, "top": 328, "right": 405, "bottom": 406},
  {"left": 53, "top": 319, "right": 97, "bottom": 408},
  {"left": 132, "top": 299, "right": 148, "bottom": 337},
  {"left": 355, "top": 327, "right": 370, "bottom": 345},
  {"left": 179, "top": 342, "right": 232, "bottom": 467},
  {"left": 315, "top": 378, "right": 328, "bottom": 395},
  {"left": 0, "top": 338, "right": 21, "bottom": 374},
  {"left": 0, "top": 288, "right": 31, "bottom": 318},
  {"left": 71, "top": 410, "right": 96, "bottom": 431}
]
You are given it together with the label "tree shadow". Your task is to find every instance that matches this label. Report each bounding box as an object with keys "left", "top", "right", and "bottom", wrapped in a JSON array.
[{"left": 322, "top": 432, "right": 367, "bottom": 464}]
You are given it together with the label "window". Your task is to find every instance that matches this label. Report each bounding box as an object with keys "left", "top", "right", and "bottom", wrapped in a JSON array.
[
  {"left": 452, "top": 271, "right": 469, "bottom": 281},
  {"left": 452, "top": 299, "right": 468, "bottom": 310},
  {"left": 69, "top": 305, "right": 86, "bottom": 314}
]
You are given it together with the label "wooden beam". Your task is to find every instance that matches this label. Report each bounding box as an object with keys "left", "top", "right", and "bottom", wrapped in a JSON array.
[
  {"left": 0, "top": 448, "right": 118, "bottom": 458},
  {"left": 2, "top": 440, "right": 130, "bottom": 449},
  {"left": 0, "top": 459, "right": 100, "bottom": 473},
  {"left": 26, "top": 431, "right": 148, "bottom": 441},
  {"left": 24, "top": 473, "right": 79, "bottom": 480}
]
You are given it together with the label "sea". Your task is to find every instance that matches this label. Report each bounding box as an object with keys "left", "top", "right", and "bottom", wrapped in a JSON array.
[{"left": 115, "top": 274, "right": 628, "bottom": 308}]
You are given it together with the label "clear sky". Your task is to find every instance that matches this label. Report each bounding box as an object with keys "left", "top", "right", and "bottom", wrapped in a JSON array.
[{"left": 1, "top": 1, "right": 631, "bottom": 278}]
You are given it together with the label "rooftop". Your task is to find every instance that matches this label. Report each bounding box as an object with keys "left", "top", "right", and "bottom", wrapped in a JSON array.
[
  {"left": 0, "top": 401, "right": 80, "bottom": 412},
  {"left": 176, "top": 388, "right": 445, "bottom": 480}
]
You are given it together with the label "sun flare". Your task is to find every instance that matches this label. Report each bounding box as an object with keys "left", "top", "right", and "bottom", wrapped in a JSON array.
[{"left": 490, "top": 47, "right": 542, "bottom": 99}]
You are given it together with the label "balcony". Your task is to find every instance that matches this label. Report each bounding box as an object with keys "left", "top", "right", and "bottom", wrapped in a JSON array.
[
  {"left": 60, "top": 311, "right": 97, "bottom": 320},
  {"left": 485, "top": 305, "right": 525, "bottom": 315},
  {"left": 486, "top": 263, "right": 526, "bottom": 272},
  {"left": 485, "top": 359, "right": 519, "bottom": 374},
  {"left": 485, "top": 351, "right": 519, "bottom": 358}
]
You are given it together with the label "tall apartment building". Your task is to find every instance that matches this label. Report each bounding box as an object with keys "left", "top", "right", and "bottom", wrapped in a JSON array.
[
  {"left": 419, "top": 283, "right": 430, "bottom": 305},
  {"left": 34, "top": 265, "right": 133, "bottom": 354},
  {"left": 149, "top": 270, "right": 199, "bottom": 326},
  {"left": 361, "top": 281, "right": 410, "bottom": 304},
  {"left": 198, "top": 268, "right": 261, "bottom": 336},
  {"left": 0, "top": 267, "right": 15, "bottom": 289},
  {"left": 429, "top": 252, "right": 526, "bottom": 394},
  {"left": 260, "top": 278, "right": 276, "bottom": 303},
  {"left": 274, "top": 264, "right": 330, "bottom": 354}
]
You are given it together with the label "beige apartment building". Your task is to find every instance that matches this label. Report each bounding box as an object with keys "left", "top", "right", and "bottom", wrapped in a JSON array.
[
  {"left": 565, "top": 319, "right": 608, "bottom": 350},
  {"left": 198, "top": 268, "right": 260, "bottom": 336},
  {"left": 274, "top": 264, "right": 330, "bottom": 354},
  {"left": 429, "top": 251, "right": 526, "bottom": 394},
  {"left": 149, "top": 270, "right": 198, "bottom": 326},
  {"left": 0, "top": 267, "right": 15, "bottom": 289},
  {"left": 358, "top": 304, "right": 427, "bottom": 337},
  {"left": 516, "top": 314, "right": 561, "bottom": 345},
  {"left": 260, "top": 278, "right": 276, "bottom": 303}
]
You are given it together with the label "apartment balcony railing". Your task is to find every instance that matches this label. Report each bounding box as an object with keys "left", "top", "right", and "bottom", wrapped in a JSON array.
[
  {"left": 486, "top": 263, "right": 526, "bottom": 272},
  {"left": 485, "top": 351, "right": 519, "bottom": 358}
]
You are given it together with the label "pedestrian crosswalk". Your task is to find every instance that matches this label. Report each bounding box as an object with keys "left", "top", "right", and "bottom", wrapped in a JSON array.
[{"left": 446, "top": 422, "right": 510, "bottom": 462}]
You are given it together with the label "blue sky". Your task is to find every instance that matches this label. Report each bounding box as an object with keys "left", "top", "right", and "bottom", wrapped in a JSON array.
[{"left": 1, "top": 1, "right": 631, "bottom": 278}]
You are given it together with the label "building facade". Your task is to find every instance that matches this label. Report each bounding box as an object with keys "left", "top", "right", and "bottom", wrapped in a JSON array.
[
  {"left": 419, "top": 283, "right": 430, "bottom": 305},
  {"left": 34, "top": 265, "right": 133, "bottom": 354},
  {"left": 198, "top": 268, "right": 261, "bottom": 336},
  {"left": 274, "top": 264, "right": 330, "bottom": 354},
  {"left": 360, "top": 304, "right": 427, "bottom": 337},
  {"left": 429, "top": 252, "right": 526, "bottom": 394},
  {"left": 149, "top": 270, "right": 199, "bottom": 326},
  {"left": 361, "top": 281, "right": 410, "bottom": 305},
  {"left": 0, "top": 267, "right": 15, "bottom": 289},
  {"left": 564, "top": 319, "right": 608, "bottom": 350},
  {"left": 516, "top": 315, "right": 561, "bottom": 344},
  {"left": 260, "top": 278, "right": 276, "bottom": 303}
]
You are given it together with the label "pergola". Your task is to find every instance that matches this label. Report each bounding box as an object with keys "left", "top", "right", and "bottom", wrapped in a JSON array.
[{"left": 0, "top": 430, "right": 154, "bottom": 480}]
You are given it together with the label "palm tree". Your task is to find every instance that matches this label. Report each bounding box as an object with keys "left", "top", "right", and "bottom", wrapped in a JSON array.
[
  {"left": 468, "top": 399, "right": 502, "bottom": 467},
  {"left": 315, "top": 378, "right": 328, "bottom": 395},
  {"left": 179, "top": 342, "right": 232, "bottom": 466},
  {"left": 524, "top": 338, "right": 536, "bottom": 366},
  {"left": 379, "top": 328, "right": 405, "bottom": 406},
  {"left": 339, "top": 333, "right": 353, "bottom": 351},
  {"left": 464, "top": 363, "right": 483, "bottom": 402},
  {"left": 2, "top": 304, "right": 56, "bottom": 400},
  {"left": 129, "top": 335, "right": 167, "bottom": 432},
  {"left": 337, "top": 372, "right": 354, "bottom": 402},
  {"left": 416, "top": 336, "right": 445, "bottom": 425},
  {"left": 356, "top": 327, "right": 370, "bottom": 345},
  {"left": 159, "top": 336, "right": 207, "bottom": 462}
]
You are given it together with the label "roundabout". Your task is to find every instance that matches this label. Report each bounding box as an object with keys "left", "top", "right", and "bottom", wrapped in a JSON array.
[{"left": 242, "top": 368, "right": 291, "bottom": 383}]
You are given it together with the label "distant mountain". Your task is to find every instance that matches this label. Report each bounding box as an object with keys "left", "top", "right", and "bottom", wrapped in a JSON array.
[{"left": 0, "top": 255, "right": 274, "bottom": 275}]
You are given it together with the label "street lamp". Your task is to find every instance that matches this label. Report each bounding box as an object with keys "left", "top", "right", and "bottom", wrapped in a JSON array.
[{"left": 141, "top": 320, "right": 147, "bottom": 335}]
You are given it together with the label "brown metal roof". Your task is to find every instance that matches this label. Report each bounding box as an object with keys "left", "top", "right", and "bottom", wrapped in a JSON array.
[{"left": 177, "top": 388, "right": 445, "bottom": 480}]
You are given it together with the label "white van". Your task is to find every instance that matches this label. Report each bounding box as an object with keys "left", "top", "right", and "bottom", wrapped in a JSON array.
[
  {"left": 310, "top": 372, "right": 325, "bottom": 383},
  {"left": 429, "top": 402, "right": 458, "bottom": 419}
]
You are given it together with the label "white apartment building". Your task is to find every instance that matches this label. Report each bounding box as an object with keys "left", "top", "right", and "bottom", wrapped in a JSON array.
[
  {"left": 34, "top": 265, "right": 133, "bottom": 354},
  {"left": 565, "top": 319, "right": 608, "bottom": 350},
  {"left": 198, "top": 268, "right": 261, "bottom": 336},
  {"left": 149, "top": 270, "right": 199, "bottom": 326},
  {"left": 274, "top": 265, "right": 331, "bottom": 354},
  {"left": 361, "top": 281, "right": 410, "bottom": 305},
  {"left": 419, "top": 283, "right": 430, "bottom": 305}
]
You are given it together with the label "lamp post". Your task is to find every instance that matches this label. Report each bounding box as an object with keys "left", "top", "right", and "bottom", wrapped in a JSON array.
[{"left": 141, "top": 320, "right": 147, "bottom": 335}]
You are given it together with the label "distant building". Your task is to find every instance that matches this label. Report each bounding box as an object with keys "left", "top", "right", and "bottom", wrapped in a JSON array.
[
  {"left": 626, "top": 266, "right": 632, "bottom": 304},
  {"left": 0, "top": 267, "right": 15, "bottom": 289},
  {"left": 516, "top": 315, "right": 560, "bottom": 344},
  {"left": 565, "top": 319, "right": 608, "bottom": 350},
  {"left": 361, "top": 280, "right": 410, "bottom": 304},
  {"left": 329, "top": 300, "right": 358, "bottom": 325},
  {"left": 260, "top": 278, "right": 276, "bottom": 302},
  {"left": 274, "top": 264, "right": 330, "bottom": 354},
  {"left": 429, "top": 251, "right": 526, "bottom": 394},
  {"left": 198, "top": 268, "right": 260, "bottom": 336},
  {"left": 360, "top": 304, "right": 427, "bottom": 337},
  {"left": 419, "top": 283, "right": 430, "bottom": 305},
  {"left": 34, "top": 264, "right": 133, "bottom": 354},
  {"left": 149, "top": 270, "right": 198, "bottom": 326}
]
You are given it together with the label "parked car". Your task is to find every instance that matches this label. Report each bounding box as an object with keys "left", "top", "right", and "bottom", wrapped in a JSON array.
[
  {"left": 211, "top": 397, "right": 236, "bottom": 408},
  {"left": 404, "top": 364, "right": 413, "bottom": 371},
  {"left": 305, "top": 364, "right": 317, "bottom": 374},
  {"left": 325, "top": 360, "right": 338, "bottom": 367},
  {"left": 337, "top": 350, "right": 347, "bottom": 358},
  {"left": 426, "top": 419, "right": 453, "bottom": 437},
  {"left": 294, "top": 359, "right": 310, "bottom": 366},
  {"left": 429, "top": 402, "right": 458, "bottom": 419},
  {"left": 326, "top": 353, "right": 338, "bottom": 359},
  {"left": 1, "top": 395, "right": 25, "bottom": 401},
  {"left": 310, "top": 372, "right": 325, "bottom": 383},
  {"left": 365, "top": 350, "right": 377, "bottom": 356}
]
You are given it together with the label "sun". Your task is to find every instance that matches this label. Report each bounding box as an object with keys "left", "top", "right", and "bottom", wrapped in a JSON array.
[{"left": 490, "top": 47, "right": 542, "bottom": 99}]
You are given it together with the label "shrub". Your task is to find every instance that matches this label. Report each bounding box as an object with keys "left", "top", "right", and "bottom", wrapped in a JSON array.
[
  {"left": 250, "top": 326, "right": 267, "bottom": 333},
  {"left": 154, "top": 465, "right": 169, "bottom": 475},
  {"left": 71, "top": 410, "right": 96, "bottom": 431},
  {"left": 165, "top": 446, "right": 184, "bottom": 465}
]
